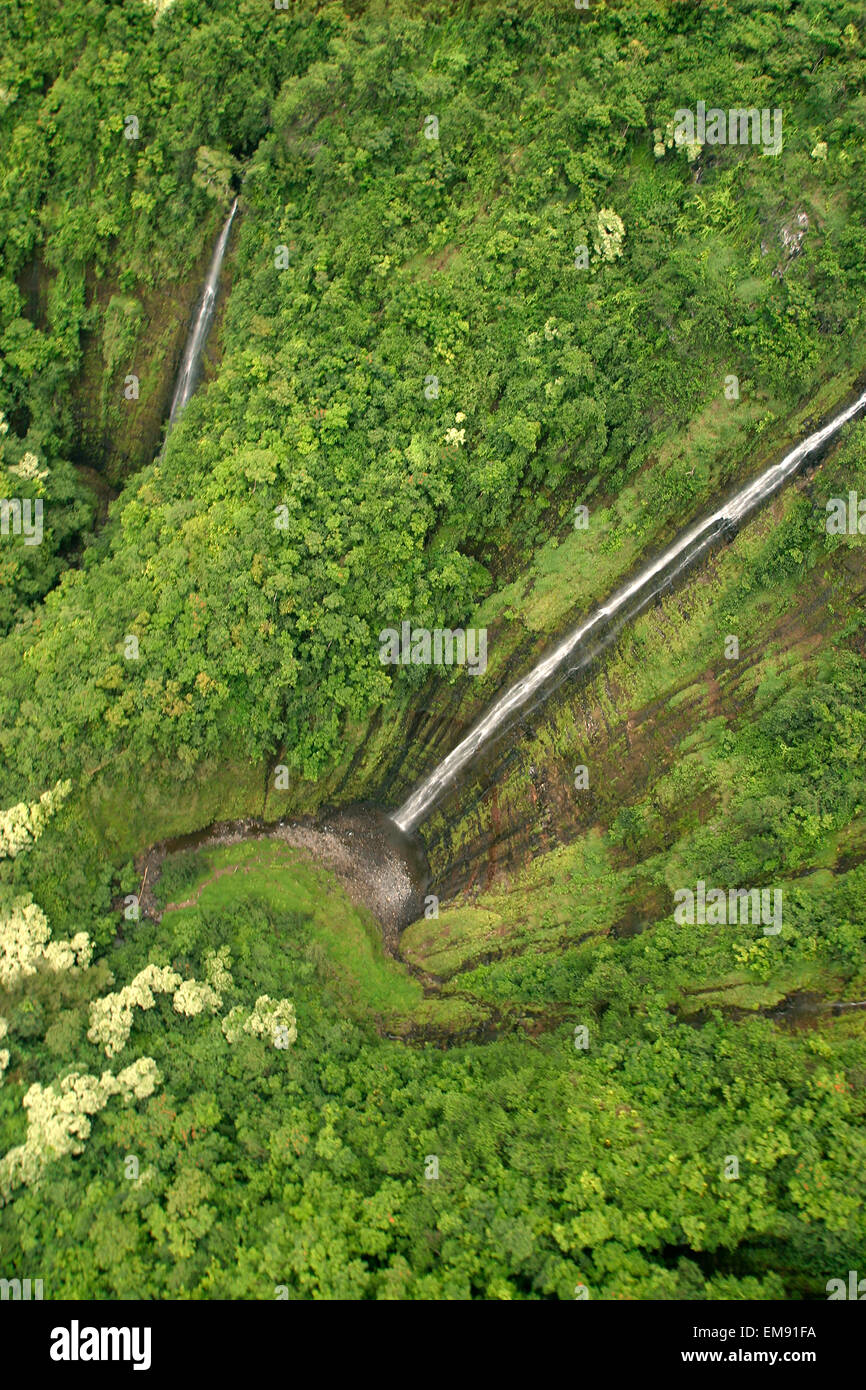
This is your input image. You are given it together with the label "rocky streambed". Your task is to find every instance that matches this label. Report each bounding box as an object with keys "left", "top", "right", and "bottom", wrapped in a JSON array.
[{"left": 137, "top": 805, "right": 432, "bottom": 951}]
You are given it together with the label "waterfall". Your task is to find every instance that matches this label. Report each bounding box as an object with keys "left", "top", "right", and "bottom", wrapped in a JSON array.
[
  {"left": 166, "top": 197, "right": 238, "bottom": 430},
  {"left": 392, "top": 387, "right": 866, "bottom": 834}
]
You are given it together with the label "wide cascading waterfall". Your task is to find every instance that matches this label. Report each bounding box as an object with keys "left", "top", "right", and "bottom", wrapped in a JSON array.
[
  {"left": 392, "top": 386, "right": 866, "bottom": 834},
  {"left": 166, "top": 197, "right": 238, "bottom": 430}
]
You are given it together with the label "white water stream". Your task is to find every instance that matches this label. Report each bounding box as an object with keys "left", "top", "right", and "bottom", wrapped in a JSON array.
[
  {"left": 166, "top": 198, "right": 238, "bottom": 428},
  {"left": 393, "top": 387, "right": 866, "bottom": 833}
]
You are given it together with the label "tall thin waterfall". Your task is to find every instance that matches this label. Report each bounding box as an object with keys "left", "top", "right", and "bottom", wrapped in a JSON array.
[
  {"left": 392, "top": 386, "right": 866, "bottom": 834},
  {"left": 166, "top": 197, "right": 238, "bottom": 429}
]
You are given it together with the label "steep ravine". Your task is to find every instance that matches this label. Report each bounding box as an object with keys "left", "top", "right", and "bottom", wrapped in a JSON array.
[
  {"left": 124, "top": 215, "right": 866, "bottom": 958},
  {"left": 135, "top": 420, "right": 866, "bottom": 972}
]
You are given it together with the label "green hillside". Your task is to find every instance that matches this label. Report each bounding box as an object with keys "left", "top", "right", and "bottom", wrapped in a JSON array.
[{"left": 1, "top": 0, "right": 865, "bottom": 1302}]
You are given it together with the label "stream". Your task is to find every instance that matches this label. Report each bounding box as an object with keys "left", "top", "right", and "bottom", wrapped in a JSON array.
[
  {"left": 149, "top": 208, "right": 866, "bottom": 938},
  {"left": 166, "top": 197, "right": 238, "bottom": 432},
  {"left": 392, "top": 384, "right": 866, "bottom": 833}
]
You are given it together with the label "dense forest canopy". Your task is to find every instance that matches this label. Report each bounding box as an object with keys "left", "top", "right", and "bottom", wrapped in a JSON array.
[
  {"left": 0, "top": 0, "right": 865, "bottom": 801},
  {"left": 0, "top": 0, "right": 865, "bottom": 1303}
]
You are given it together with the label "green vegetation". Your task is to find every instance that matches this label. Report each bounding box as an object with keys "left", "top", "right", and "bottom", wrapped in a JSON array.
[
  {"left": 1, "top": 0, "right": 865, "bottom": 1301},
  {"left": 154, "top": 840, "right": 426, "bottom": 1025},
  {"left": 3, "top": 0, "right": 866, "bottom": 823},
  {"left": 412, "top": 424, "right": 866, "bottom": 1012},
  {"left": 2, "top": 799, "right": 864, "bottom": 1298}
]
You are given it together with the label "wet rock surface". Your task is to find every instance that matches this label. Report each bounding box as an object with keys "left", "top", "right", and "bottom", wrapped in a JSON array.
[{"left": 271, "top": 807, "right": 432, "bottom": 949}]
